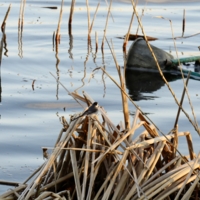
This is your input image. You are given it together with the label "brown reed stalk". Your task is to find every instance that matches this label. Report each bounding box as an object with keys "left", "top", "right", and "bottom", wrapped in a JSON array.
[
  {"left": 89, "top": 3, "right": 100, "bottom": 35},
  {"left": 68, "top": 0, "right": 75, "bottom": 35},
  {"left": 174, "top": 71, "right": 191, "bottom": 128},
  {"left": 102, "top": 150, "right": 129, "bottom": 199},
  {"left": 1, "top": 4, "right": 11, "bottom": 32},
  {"left": 182, "top": 9, "right": 185, "bottom": 37},
  {"left": 174, "top": 153, "right": 200, "bottom": 200},
  {"left": 181, "top": 171, "right": 200, "bottom": 200},
  {"left": 106, "top": 38, "right": 130, "bottom": 129},
  {"left": 101, "top": 0, "right": 112, "bottom": 51},
  {"left": 86, "top": 0, "right": 91, "bottom": 35},
  {"left": 172, "top": 125, "right": 178, "bottom": 158},
  {"left": 81, "top": 119, "right": 92, "bottom": 200},
  {"left": 135, "top": 8, "right": 144, "bottom": 36},
  {"left": 125, "top": 142, "right": 166, "bottom": 199},
  {"left": 172, "top": 72, "right": 190, "bottom": 158},
  {"left": 154, "top": 175, "right": 196, "bottom": 200},
  {"left": 123, "top": 5, "right": 135, "bottom": 70},
  {"left": 70, "top": 148, "right": 82, "bottom": 199},
  {"left": 56, "top": 0, "right": 64, "bottom": 41},
  {"left": 185, "top": 132, "right": 195, "bottom": 160}
]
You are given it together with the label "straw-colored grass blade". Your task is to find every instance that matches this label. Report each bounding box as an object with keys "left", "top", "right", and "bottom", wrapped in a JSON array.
[
  {"left": 181, "top": 171, "right": 200, "bottom": 200},
  {"left": 174, "top": 153, "right": 200, "bottom": 200},
  {"left": 81, "top": 119, "right": 92, "bottom": 200},
  {"left": 1, "top": 4, "right": 11, "bottom": 31},
  {"left": 102, "top": 150, "right": 129, "bottom": 200},
  {"left": 70, "top": 149, "right": 82, "bottom": 200}
]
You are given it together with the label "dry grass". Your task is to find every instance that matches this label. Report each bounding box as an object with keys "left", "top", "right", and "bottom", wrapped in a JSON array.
[{"left": 0, "top": 92, "right": 198, "bottom": 199}]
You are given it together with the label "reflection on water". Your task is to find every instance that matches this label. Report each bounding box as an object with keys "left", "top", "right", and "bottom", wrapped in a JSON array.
[
  {"left": 126, "top": 69, "right": 180, "bottom": 101},
  {"left": 0, "top": 5, "right": 11, "bottom": 103},
  {"left": 18, "top": 0, "right": 26, "bottom": 58},
  {"left": 68, "top": 33, "right": 73, "bottom": 59}
]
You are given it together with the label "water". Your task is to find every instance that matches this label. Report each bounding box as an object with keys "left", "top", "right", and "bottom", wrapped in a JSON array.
[{"left": 1, "top": 0, "right": 200, "bottom": 193}]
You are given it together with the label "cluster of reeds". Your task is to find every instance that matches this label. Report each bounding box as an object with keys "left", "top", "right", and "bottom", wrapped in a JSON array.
[{"left": 0, "top": 91, "right": 199, "bottom": 200}]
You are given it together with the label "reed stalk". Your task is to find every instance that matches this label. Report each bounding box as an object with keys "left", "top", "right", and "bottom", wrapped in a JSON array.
[
  {"left": 105, "top": 38, "right": 130, "bottom": 129},
  {"left": 101, "top": 0, "right": 112, "bottom": 51},
  {"left": 1, "top": 4, "right": 11, "bottom": 32},
  {"left": 89, "top": 3, "right": 100, "bottom": 35},
  {"left": 68, "top": 0, "right": 75, "bottom": 35},
  {"left": 56, "top": 0, "right": 64, "bottom": 41},
  {"left": 86, "top": 0, "right": 91, "bottom": 35}
]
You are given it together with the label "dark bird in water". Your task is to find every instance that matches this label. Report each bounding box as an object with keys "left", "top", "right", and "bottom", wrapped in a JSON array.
[{"left": 72, "top": 102, "right": 99, "bottom": 121}]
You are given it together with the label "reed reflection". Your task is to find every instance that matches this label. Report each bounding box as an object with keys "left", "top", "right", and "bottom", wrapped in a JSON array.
[
  {"left": 68, "top": 33, "right": 73, "bottom": 60},
  {"left": 18, "top": 0, "right": 26, "bottom": 58},
  {"left": 126, "top": 69, "right": 180, "bottom": 101},
  {"left": 54, "top": 37, "right": 60, "bottom": 100},
  {"left": 1, "top": 4, "right": 11, "bottom": 102},
  {"left": 74, "top": 35, "right": 91, "bottom": 93}
]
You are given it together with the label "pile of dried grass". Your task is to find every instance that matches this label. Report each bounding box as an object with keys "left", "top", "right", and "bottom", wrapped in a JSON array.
[{"left": 1, "top": 92, "right": 199, "bottom": 200}]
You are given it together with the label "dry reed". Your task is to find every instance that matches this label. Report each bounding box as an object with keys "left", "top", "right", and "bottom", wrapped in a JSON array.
[
  {"left": 89, "top": 3, "right": 100, "bottom": 35},
  {"left": 56, "top": 0, "right": 64, "bottom": 41},
  {"left": 1, "top": 93, "right": 198, "bottom": 199},
  {"left": 68, "top": 0, "right": 76, "bottom": 35},
  {"left": 1, "top": 4, "right": 11, "bottom": 32},
  {"left": 101, "top": 0, "right": 112, "bottom": 52}
]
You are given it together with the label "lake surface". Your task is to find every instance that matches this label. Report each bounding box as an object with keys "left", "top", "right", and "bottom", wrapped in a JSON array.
[{"left": 1, "top": 0, "right": 200, "bottom": 193}]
